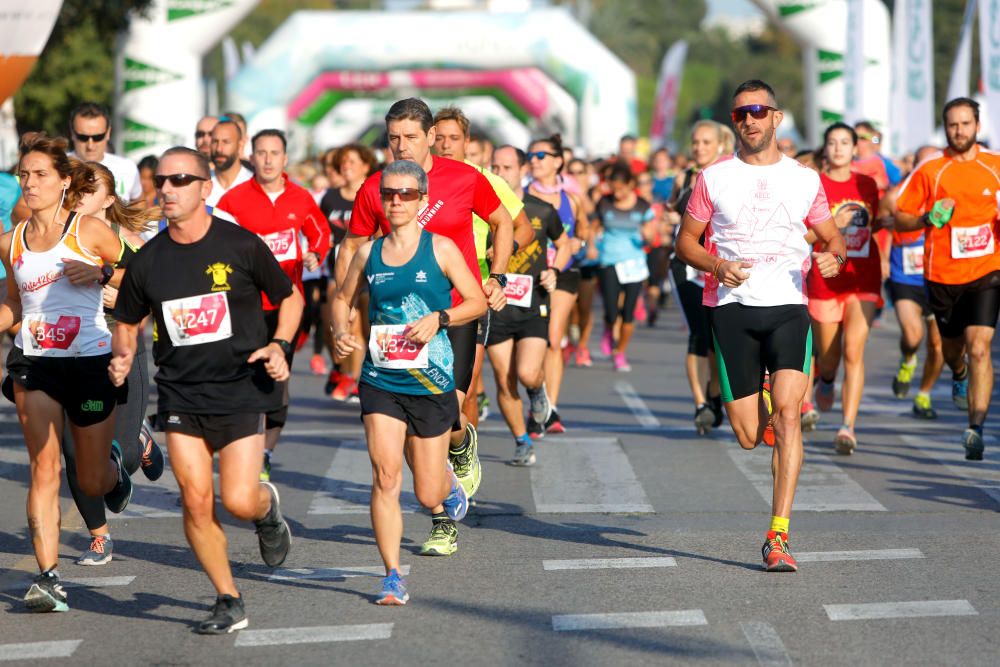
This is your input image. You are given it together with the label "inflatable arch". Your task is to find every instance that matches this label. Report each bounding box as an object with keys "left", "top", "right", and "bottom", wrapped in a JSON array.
[{"left": 228, "top": 8, "right": 636, "bottom": 156}]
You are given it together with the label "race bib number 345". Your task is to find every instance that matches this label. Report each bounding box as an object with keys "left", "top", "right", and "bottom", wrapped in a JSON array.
[
  {"left": 162, "top": 292, "right": 233, "bottom": 347},
  {"left": 22, "top": 313, "right": 81, "bottom": 357},
  {"left": 369, "top": 324, "right": 429, "bottom": 369}
]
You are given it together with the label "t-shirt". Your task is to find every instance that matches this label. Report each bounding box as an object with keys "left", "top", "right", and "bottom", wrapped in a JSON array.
[
  {"left": 595, "top": 196, "right": 654, "bottom": 267},
  {"left": 468, "top": 160, "right": 524, "bottom": 282},
  {"left": 895, "top": 146, "right": 1000, "bottom": 285},
  {"left": 206, "top": 166, "right": 253, "bottom": 208},
  {"left": 350, "top": 156, "right": 502, "bottom": 303},
  {"left": 98, "top": 152, "right": 143, "bottom": 203},
  {"left": 113, "top": 217, "right": 294, "bottom": 414},
  {"left": 504, "top": 194, "right": 564, "bottom": 308},
  {"left": 807, "top": 173, "right": 881, "bottom": 298},
  {"left": 318, "top": 187, "right": 355, "bottom": 247},
  {"left": 852, "top": 155, "right": 889, "bottom": 198},
  {"left": 686, "top": 154, "right": 832, "bottom": 307}
]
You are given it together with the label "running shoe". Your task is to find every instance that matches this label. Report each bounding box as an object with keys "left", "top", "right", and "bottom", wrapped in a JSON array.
[
  {"left": 104, "top": 441, "right": 133, "bottom": 514},
  {"left": 527, "top": 384, "right": 552, "bottom": 425},
  {"left": 694, "top": 403, "right": 714, "bottom": 435},
  {"left": 800, "top": 401, "right": 820, "bottom": 432},
  {"left": 24, "top": 570, "right": 68, "bottom": 613},
  {"left": 253, "top": 481, "right": 292, "bottom": 567},
  {"left": 892, "top": 356, "right": 918, "bottom": 398},
  {"left": 815, "top": 377, "right": 835, "bottom": 412},
  {"left": 761, "top": 383, "right": 775, "bottom": 447},
  {"left": 477, "top": 393, "right": 490, "bottom": 421},
  {"left": 562, "top": 340, "right": 575, "bottom": 365},
  {"left": 963, "top": 427, "right": 985, "bottom": 461},
  {"left": 912, "top": 393, "right": 937, "bottom": 420},
  {"left": 613, "top": 352, "right": 631, "bottom": 372},
  {"left": 709, "top": 394, "right": 724, "bottom": 428},
  {"left": 952, "top": 373, "right": 969, "bottom": 411},
  {"left": 420, "top": 520, "right": 458, "bottom": 556},
  {"left": 348, "top": 382, "right": 360, "bottom": 404},
  {"left": 526, "top": 416, "right": 545, "bottom": 439},
  {"left": 575, "top": 347, "right": 593, "bottom": 368},
  {"left": 762, "top": 531, "right": 798, "bottom": 572},
  {"left": 375, "top": 569, "right": 409, "bottom": 605},
  {"left": 77, "top": 534, "right": 113, "bottom": 566},
  {"left": 259, "top": 452, "right": 271, "bottom": 482},
  {"left": 331, "top": 376, "right": 357, "bottom": 401},
  {"left": 450, "top": 424, "right": 481, "bottom": 498},
  {"left": 441, "top": 470, "right": 469, "bottom": 521},
  {"left": 294, "top": 329, "right": 309, "bottom": 352},
  {"left": 634, "top": 298, "right": 647, "bottom": 324},
  {"left": 309, "top": 353, "right": 329, "bottom": 376},
  {"left": 510, "top": 439, "right": 536, "bottom": 467},
  {"left": 544, "top": 410, "right": 566, "bottom": 434},
  {"left": 834, "top": 425, "right": 857, "bottom": 456},
  {"left": 196, "top": 594, "right": 247, "bottom": 635},
  {"left": 324, "top": 370, "right": 344, "bottom": 396},
  {"left": 600, "top": 328, "right": 613, "bottom": 357},
  {"left": 139, "top": 419, "right": 164, "bottom": 481}
]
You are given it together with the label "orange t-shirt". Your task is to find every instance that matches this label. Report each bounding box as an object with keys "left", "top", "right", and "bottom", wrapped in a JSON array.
[{"left": 895, "top": 147, "right": 1000, "bottom": 285}]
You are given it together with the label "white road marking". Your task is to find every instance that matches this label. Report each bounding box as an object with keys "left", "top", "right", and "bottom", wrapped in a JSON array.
[
  {"left": 614, "top": 381, "right": 661, "bottom": 428},
  {"left": 543, "top": 557, "right": 676, "bottom": 571},
  {"left": 825, "top": 599, "right": 978, "bottom": 621},
  {"left": 552, "top": 609, "right": 707, "bottom": 631},
  {"left": 0, "top": 640, "right": 82, "bottom": 661},
  {"left": 532, "top": 438, "right": 653, "bottom": 513},
  {"left": 235, "top": 623, "right": 394, "bottom": 647},
  {"left": 901, "top": 434, "right": 1000, "bottom": 506},
  {"left": 740, "top": 621, "right": 793, "bottom": 667},
  {"left": 308, "top": 440, "right": 420, "bottom": 515},
  {"left": 727, "top": 446, "right": 887, "bottom": 511},
  {"left": 269, "top": 565, "right": 410, "bottom": 582},
  {"left": 795, "top": 548, "right": 924, "bottom": 562},
  {"left": 3, "top": 575, "right": 136, "bottom": 592}
]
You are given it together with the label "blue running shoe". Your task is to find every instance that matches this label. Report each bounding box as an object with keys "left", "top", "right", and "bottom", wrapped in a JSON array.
[
  {"left": 952, "top": 374, "right": 969, "bottom": 411},
  {"left": 441, "top": 470, "right": 468, "bottom": 521},
  {"left": 375, "top": 569, "right": 409, "bottom": 605}
]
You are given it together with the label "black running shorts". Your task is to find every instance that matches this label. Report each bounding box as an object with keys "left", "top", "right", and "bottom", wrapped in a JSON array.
[
  {"left": 448, "top": 320, "right": 477, "bottom": 394},
  {"left": 555, "top": 268, "right": 581, "bottom": 294},
  {"left": 486, "top": 304, "right": 549, "bottom": 346},
  {"left": 358, "top": 382, "right": 459, "bottom": 438},
  {"left": 158, "top": 411, "right": 265, "bottom": 451},
  {"left": 927, "top": 271, "right": 1000, "bottom": 339},
  {"left": 708, "top": 303, "right": 812, "bottom": 403},
  {"left": 887, "top": 280, "right": 931, "bottom": 317}
]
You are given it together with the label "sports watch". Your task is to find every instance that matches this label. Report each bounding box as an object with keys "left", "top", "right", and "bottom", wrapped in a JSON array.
[
  {"left": 438, "top": 310, "right": 451, "bottom": 330},
  {"left": 488, "top": 272, "right": 508, "bottom": 288},
  {"left": 97, "top": 264, "right": 115, "bottom": 286},
  {"left": 270, "top": 338, "right": 292, "bottom": 355}
]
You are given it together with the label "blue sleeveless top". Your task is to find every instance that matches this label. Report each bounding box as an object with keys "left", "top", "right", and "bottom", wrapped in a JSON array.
[{"left": 361, "top": 230, "right": 455, "bottom": 395}]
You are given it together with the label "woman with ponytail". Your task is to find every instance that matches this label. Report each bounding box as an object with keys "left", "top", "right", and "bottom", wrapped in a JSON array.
[{"left": 0, "top": 133, "right": 134, "bottom": 612}]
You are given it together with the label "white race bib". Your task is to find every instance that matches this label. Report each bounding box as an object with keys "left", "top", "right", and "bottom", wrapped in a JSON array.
[
  {"left": 21, "top": 313, "right": 82, "bottom": 357},
  {"left": 615, "top": 258, "right": 650, "bottom": 284},
  {"left": 504, "top": 274, "right": 534, "bottom": 308},
  {"left": 684, "top": 264, "right": 706, "bottom": 288},
  {"left": 845, "top": 226, "right": 871, "bottom": 258},
  {"left": 951, "top": 223, "right": 995, "bottom": 259},
  {"left": 162, "top": 292, "right": 233, "bottom": 347},
  {"left": 902, "top": 245, "right": 924, "bottom": 276},
  {"left": 258, "top": 228, "right": 298, "bottom": 262},
  {"left": 369, "top": 324, "right": 429, "bottom": 369}
]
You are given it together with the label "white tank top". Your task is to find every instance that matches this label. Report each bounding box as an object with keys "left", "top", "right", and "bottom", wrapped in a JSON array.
[{"left": 11, "top": 212, "right": 112, "bottom": 357}]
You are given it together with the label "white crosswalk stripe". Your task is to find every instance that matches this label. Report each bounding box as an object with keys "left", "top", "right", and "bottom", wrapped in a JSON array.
[
  {"left": 542, "top": 557, "right": 676, "bottom": 571},
  {"left": 234, "top": 623, "right": 394, "bottom": 647},
  {"left": 532, "top": 437, "right": 653, "bottom": 513},
  {"left": 552, "top": 610, "right": 707, "bottom": 631},
  {"left": 0, "top": 640, "right": 82, "bottom": 661},
  {"left": 824, "top": 599, "right": 978, "bottom": 621},
  {"left": 269, "top": 565, "right": 410, "bottom": 582},
  {"left": 308, "top": 440, "right": 420, "bottom": 515}
]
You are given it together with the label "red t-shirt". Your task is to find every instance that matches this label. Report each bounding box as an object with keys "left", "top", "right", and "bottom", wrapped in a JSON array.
[
  {"left": 350, "top": 156, "right": 502, "bottom": 302},
  {"left": 808, "top": 172, "right": 882, "bottom": 299}
]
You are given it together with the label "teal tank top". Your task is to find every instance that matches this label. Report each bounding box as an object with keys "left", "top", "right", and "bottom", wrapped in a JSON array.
[{"left": 361, "top": 230, "right": 455, "bottom": 395}]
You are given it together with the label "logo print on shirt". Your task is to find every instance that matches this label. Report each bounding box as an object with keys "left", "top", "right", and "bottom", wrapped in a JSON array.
[
  {"left": 753, "top": 179, "right": 771, "bottom": 201},
  {"left": 415, "top": 270, "right": 428, "bottom": 283},
  {"left": 983, "top": 188, "right": 992, "bottom": 197},
  {"left": 206, "top": 263, "right": 233, "bottom": 291},
  {"left": 733, "top": 203, "right": 795, "bottom": 258}
]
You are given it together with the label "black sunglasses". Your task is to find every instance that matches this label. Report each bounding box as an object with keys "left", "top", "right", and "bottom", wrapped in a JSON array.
[
  {"left": 730, "top": 104, "right": 777, "bottom": 124},
  {"left": 154, "top": 173, "right": 209, "bottom": 189},
  {"left": 195, "top": 130, "right": 212, "bottom": 139},
  {"left": 74, "top": 130, "right": 108, "bottom": 143},
  {"left": 380, "top": 187, "right": 423, "bottom": 202},
  {"left": 527, "top": 151, "right": 558, "bottom": 161}
]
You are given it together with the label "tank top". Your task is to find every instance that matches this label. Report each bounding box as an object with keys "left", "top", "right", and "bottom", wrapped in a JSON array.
[
  {"left": 361, "top": 230, "right": 455, "bottom": 395},
  {"left": 11, "top": 212, "right": 112, "bottom": 357}
]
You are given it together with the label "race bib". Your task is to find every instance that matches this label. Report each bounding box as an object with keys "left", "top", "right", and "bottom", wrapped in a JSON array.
[
  {"left": 951, "top": 223, "right": 995, "bottom": 259},
  {"left": 615, "top": 258, "right": 650, "bottom": 284},
  {"left": 902, "top": 244, "right": 924, "bottom": 275},
  {"left": 22, "top": 314, "right": 81, "bottom": 357},
  {"left": 162, "top": 292, "right": 233, "bottom": 347},
  {"left": 504, "top": 274, "right": 534, "bottom": 308},
  {"left": 258, "top": 228, "right": 298, "bottom": 262},
  {"left": 684, "top": 264, "right": 706, "bottom": 288},
  {"left": 546, "top": 246, "right": 557, "bottom": 267},
  {"left": 845, "top": 226, "right": 871, "bottom": 258},
  {"left": 369, "top": 324, "right": 428, "bottom": 369}
]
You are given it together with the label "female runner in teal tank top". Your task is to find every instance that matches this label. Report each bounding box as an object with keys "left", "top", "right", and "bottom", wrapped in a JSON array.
[{"left": 332, "top": 160, "right": 487, "bottom": 606}]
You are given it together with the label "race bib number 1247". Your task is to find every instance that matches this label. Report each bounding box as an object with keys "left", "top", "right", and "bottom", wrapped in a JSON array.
[{"left": 162, "top": 292, "right": 233, "bottom": 347}]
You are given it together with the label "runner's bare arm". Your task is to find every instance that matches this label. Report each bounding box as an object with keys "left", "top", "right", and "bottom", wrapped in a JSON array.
[
  {"left": 334, "top": 232, "right": 368, "bottom": 287},
  {"left": 893, "top": 209, "right": 926, "bottom": 232},
  {"left": 675, "top": 212, "right": 715, "bottom": 273},
  {"left": 247, "top": 285, "right": 304, "bottom": 382},
  {"left": 331, "top": 241, "right": 372, "bottom": 357},
  {"left": 109, "top": 321, "right": 139, "bottom": 387},
  {"left": 541, "top": 231, "right": 571, "bottom": 291},
  {"left": 62, "top": 215, "right": 125, "bottom": 286},
  {"left": 485, "top": 203, "right": 515, "bottom": 276},
  {"left": 809, "top": 218, "right": 848, "bottom": 278},
  {"left": 512, "top": 209, "right": 534, "bottom": 251},
  {"left": 0, "top": 231, "right": 22, "bottom": 332}
]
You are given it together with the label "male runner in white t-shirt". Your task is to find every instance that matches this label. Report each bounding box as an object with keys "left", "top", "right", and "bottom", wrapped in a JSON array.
[
  {"left": 69, "top": 102, "right": 142, "bottom": 202},
  {"left": 677, "top": 79, "right": 846, "bottom": 572}
]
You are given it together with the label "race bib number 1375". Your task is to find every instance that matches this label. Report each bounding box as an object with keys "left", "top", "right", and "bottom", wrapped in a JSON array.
[{"left": 162, "top": 292, "right": 233, "bottom": 347}]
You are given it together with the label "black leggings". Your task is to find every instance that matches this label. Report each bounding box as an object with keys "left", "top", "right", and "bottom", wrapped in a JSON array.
[
  {"left": 300, "top": 277, "right": 327, "bottom": 355},
  {"left": 670, "top": 259, "right": 713, "bottom": 357},
  {"left": 599, "top": 265, "right": 643, "bottom": 326},
  {"left": 63, "top": 335, "right": 148, "bottom": 531}
]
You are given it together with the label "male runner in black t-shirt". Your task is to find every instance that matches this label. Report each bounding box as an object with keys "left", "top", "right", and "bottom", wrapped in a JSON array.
[{"left": 109, "top": 147, "right": 305, "bottom": 635}]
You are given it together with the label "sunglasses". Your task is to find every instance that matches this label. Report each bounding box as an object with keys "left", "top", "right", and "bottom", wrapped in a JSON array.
[
  {"left": 74, "top": 130, "right": 108, "bottom": 143},
  {"left": 730, "top": 104, "right": 777, "bottom": 124},
  {"left": 568, "top": 169, "right": 586, "bottom": 176},
  {"left": 527, "top": 151, "right": 559, "bottom": 161},
  {"left": 195, "top": 130, "right": 212, "bottom": 139},
  {"left": 858, "top": 132, "right": 881, "bottom": 145},
  {"left": 380, "top": 187, "right": 423, "bottom": 202},
  {"left": 154, "top": 173, "right": 209, "bottom": 189}
]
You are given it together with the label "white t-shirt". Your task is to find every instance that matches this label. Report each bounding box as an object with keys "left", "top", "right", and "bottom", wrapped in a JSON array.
[
  {"left": 206, "top": 166, "right": 253, "bottom": 208},
  {"left": 686, "top": 154, "right": 832, "bottom": 307},
  {"left": 71, "top": 151, "right": 142, "bottom": 203}
]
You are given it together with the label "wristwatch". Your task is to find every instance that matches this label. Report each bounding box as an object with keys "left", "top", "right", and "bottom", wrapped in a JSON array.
[
  {"left": 270, "top": 338, "right": 292, "bottom": 355},
  {"left": 437, "top": 310, "right": 451, "bottom": 330},
  {"left": 488, "top": 272, "right": 508, "bottom": 288},
  {"left": 97, "top": 264, "right": 115, "bottom": 286}
]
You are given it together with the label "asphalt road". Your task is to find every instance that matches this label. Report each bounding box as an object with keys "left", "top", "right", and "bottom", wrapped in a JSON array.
[{"left": 0, "top": 301, "right": 998, "bottom": 666}]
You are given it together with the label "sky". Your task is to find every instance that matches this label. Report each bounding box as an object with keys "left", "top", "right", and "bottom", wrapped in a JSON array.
[{"left": 705, "top": 0, "right": 761, "bottom": 20}]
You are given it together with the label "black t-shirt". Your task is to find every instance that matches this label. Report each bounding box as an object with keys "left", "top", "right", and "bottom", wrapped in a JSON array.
[
  {"left": 318, "top": 187, "right": 354, "bottom": 247},
  {"left": 507, "top": 193, "right": 564, "bottom": 278},
  {"left": 113, "top": 217, "right": 294, "bottom": 414}
]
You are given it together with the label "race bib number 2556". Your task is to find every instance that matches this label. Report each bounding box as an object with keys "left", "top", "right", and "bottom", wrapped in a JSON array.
[{"left": 162, "top": 292, "right": 233, "bottom": 347}]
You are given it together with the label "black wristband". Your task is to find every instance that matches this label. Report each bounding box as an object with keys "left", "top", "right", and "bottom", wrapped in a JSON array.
[
  {"left": 97, "top": 264, "right": 115, "bottom": 286},
  {"left": 512, "top": 240, "right": 519, "bottom": 253},
  {"left": 270, "top": 338, "right": 292, "bottom": 355}
]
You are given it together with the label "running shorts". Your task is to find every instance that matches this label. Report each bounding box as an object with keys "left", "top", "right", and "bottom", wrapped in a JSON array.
[
  {"left": 887, "top": 280, "right": 931, "bottom": 317},
  {"left": 5, "top": 348, "right": 123, "bottom": 427},
  {"left": 708, "top": 303, "right": 812, "bottom": 403},
  {"left": 807, "top": 292, "right": 880, "bottom": 324},
  {"left": 447, "top": 320, "right": 477, "bottom": 394},
  {"left": 579, "top": 264, "right": 600, "bottom": 281},
  {"left": 159, "top": 411, "right": 265, "bottom": 451},
  {"left": 647, "top": 247, "right": 670, "bottom": 284},
  {"left": 358, "top": 382, "right": 459, "bottom": 438},
  {"left": 927, "top": 271, "right": 1000, "bottom": 339},
  {"left": 486, "top": 304, "right": 549, "bottom": 346},
  {"left": 475, "top": 310, "right": 492, "bottom": 347},
  {"left": 555, "top": 268, "right": 581, "bottom": 294}
]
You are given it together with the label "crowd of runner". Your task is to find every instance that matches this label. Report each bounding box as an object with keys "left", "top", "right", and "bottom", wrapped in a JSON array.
[{"left": 0, "top": 78, "right": 996, "bottom": 629}]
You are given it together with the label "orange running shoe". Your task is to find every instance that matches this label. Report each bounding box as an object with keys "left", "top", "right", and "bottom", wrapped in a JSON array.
[
  {"left": 309, "top": 354, "right": 329, "bottom": 376},
  {"left": 762, "top": 530, "right": 798, "bottom": 572},
  {"left": 762, "top": 381, "right": 775, "bottom": 447},
  {"left": 331, "top": 376, "right": 357, "bottom": 401}
]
